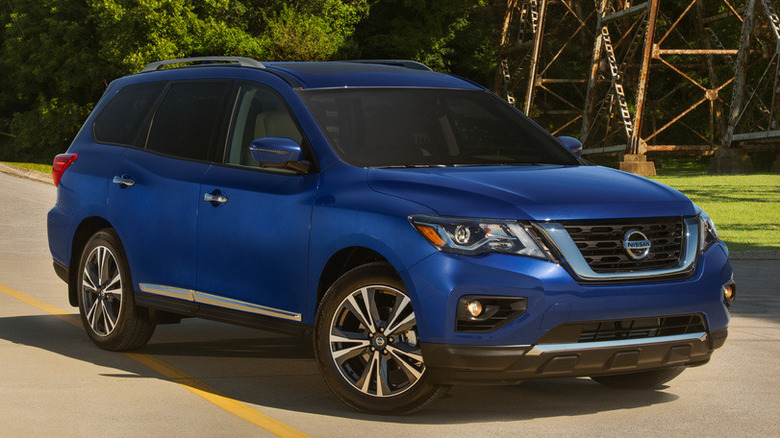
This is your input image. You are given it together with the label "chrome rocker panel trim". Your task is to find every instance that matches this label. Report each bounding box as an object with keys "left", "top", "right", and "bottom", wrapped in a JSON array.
[
  {"left": 138, "top": 283, "right": 302, "bottom": 322},
  {"left": 533, "top": 217, "right": 699, "bottom": 281}
]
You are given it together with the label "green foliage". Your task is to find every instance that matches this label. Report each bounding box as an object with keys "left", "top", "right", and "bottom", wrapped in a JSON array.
[
  {"left": 0, "top": 0, "right": 368, "bottom": 163},
  {"left": 262, "top": 0, "right": 368, "bottom": 61},
  {"left": 2, "top": 161, "right": 53, "bottom": 174},
  {"left": 2, "top": 0, "right": 757, "bottom": 165},
  {"left": 348, "top": 0, "right": 497, "bottom": 84}
]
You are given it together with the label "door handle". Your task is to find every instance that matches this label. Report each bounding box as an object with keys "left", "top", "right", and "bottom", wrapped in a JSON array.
[
  {"left": 112, "top": 175, "right": 135, "bottom": 187},
  {"left": 204, "top": 191, "right": 228, "bottom": 204}
]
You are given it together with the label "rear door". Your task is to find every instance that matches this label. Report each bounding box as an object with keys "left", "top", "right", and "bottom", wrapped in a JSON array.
[
  {"left": 108, "top": 81, "right": 232, "bottom": 294},
  {"left": 194, "top": 82, "right": 319, "bottom": 321}
]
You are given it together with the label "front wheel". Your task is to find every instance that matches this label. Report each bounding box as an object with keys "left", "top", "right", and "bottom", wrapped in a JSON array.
[
  {"left": 76, "top": 229, "right": 156, "bottom": 351},
  {"left": 591, "top": 367, "right": 685, "bottom": 389},
  {"left": 314, "top": 263, "right": 448, "bottom": 414}
]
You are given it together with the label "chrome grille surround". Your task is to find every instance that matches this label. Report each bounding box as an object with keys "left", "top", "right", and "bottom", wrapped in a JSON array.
[
  {"left": 563, "top": 218, "right": 684, "bottom": 272},
  {"left": 533, "top": 217, "right": 699, "bottom": 282}
]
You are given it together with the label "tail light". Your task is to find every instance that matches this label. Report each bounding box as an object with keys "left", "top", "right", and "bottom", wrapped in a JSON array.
[{"left": 52, "top": 153, "right": 78, "bottom": 187}]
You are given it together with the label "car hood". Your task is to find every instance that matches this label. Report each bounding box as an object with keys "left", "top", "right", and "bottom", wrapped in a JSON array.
[{"left": 367, "top": 165, "right": 695, "bottom": 221}]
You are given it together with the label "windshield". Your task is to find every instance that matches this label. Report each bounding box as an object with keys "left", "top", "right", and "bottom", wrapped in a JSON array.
[{"left": 298, "top": 88, "right": 579, "bottom": 168}]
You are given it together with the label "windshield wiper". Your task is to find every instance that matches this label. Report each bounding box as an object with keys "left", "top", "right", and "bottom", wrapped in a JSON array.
[
  {"left": 451, "top": 162, "right": 537, "bottom": 167},
  {"left": 373, "top": 164, "right": 449, "bottom": 169}
]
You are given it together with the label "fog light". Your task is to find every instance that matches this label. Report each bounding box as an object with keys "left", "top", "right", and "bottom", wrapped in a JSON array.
[
  {"left": 456, "top": 296, "right": 528, "bottom": 332},
  {"left": 466, "top": 300, "right": 483, "bottom": 317}
]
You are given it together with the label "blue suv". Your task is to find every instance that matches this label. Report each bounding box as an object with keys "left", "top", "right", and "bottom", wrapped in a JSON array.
[{"left": 47, "top": 57, "right": 734, "bottom": 414}]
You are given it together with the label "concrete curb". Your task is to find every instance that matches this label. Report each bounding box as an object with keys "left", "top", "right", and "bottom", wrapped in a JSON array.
[
  {"left": 0, "top": 162, "right": 52, "bottom": 186},
  {"left": 1, "top": 161, "right": 778, "bottom": 260}
]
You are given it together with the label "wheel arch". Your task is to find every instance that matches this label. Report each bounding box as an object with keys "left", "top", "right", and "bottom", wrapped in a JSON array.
[
  {"left": 316, "top": 246, "right": 395, "bottom": 310},
  {"left": 68, "top": 216, "right": 113, "bottom": 306}
]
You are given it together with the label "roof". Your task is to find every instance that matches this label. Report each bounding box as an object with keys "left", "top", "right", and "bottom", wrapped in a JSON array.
[
  {"left": 134, "top": 58, "right": 485, "bottom": 90},
  {"left": 264, "top": 61, "right": 484, "bottom": 90}
]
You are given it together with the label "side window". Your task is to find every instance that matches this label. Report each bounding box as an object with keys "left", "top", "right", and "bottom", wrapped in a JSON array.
[
  {"left": 146, "top": 82, "right": 231, "bottom": 161},
  {"left": 225, "top": 84, "right": 304, "bottom": 167},
  {"left": 93, "top": 82, "right": 165, "bottom": 146}
]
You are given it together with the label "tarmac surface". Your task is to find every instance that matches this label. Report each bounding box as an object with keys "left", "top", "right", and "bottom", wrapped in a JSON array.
[{"left": 0, "top": 170, "right": 778, "bottom": 437}]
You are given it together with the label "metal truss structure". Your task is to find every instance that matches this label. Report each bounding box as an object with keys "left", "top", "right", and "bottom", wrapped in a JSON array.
[{"left": 494, "top": 0, "right": 780, "bottom": 164}]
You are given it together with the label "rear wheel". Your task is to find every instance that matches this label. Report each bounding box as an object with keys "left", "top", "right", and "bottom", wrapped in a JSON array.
[
  {"left": 76, "top": 229, "right": 155, "bottom": 351},
  {"left": 314, "top": 263, "right": 448, "bottom": 414},
  {"left": 591, "top": 367, "right": 685, "bottom": 389}
]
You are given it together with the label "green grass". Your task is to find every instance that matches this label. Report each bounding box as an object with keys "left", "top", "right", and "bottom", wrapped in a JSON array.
[
  {"left": 651, "top": 173, "right": 780, "bottom": 251},
  {"left": 2, "top": 161, "right": 53, "bottom": 174}
]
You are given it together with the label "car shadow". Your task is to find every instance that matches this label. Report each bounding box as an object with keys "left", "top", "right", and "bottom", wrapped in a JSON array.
[{"left": 1, "top": 313, "right": 679, "bottom": 423}]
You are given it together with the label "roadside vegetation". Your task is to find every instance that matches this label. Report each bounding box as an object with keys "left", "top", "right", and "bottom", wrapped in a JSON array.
[
  {"left": 650, "top": 173, "right": 780, "bottom": 252},
  {"left": 2, "top": 162, "right": 52, "bottom": 174}
]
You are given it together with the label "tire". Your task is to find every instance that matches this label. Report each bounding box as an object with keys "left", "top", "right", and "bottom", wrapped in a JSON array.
[
  {"left": 76, "top": 229, "right": 156, "bottom": 351},
  {"left": 591, "top": 366, "right": 685, "bottom": 389},
  {"left": 314, "top": 262, "right": 449, "bottom": 414}
]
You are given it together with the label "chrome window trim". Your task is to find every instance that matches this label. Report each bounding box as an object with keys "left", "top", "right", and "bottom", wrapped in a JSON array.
[
  {"left": 139, "top": 283, "right": 302, "bottom": 322},
  {"left": 527, "top": 332, "right": 707, "bottom": 356},
  {"left": 533, "top": 217, "right": 699, "bottom": 281}
]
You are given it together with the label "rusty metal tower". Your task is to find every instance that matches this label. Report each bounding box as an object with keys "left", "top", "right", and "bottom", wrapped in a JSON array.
[{"left": 494, "top": 0, "right": 780, "bottom": 174}]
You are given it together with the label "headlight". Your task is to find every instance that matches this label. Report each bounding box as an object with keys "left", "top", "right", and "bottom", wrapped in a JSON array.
[
  {"left": 409, "top": 215, "right": 551, "bottom": 260},
  {"left": 695, "top": 204, "right": 719, "bottom": 253}
]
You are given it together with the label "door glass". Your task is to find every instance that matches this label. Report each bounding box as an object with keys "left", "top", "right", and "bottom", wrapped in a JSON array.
[
  {"left": 146, "top": 82, "right": 231, "bottom": 161},
  {"left": 225, "top": 84, "right": 304, "bottom": 167}
]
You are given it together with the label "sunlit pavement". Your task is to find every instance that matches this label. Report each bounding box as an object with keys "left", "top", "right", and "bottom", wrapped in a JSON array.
[{"left": 1, "top": 171, "right": 778, "bottom": 437}]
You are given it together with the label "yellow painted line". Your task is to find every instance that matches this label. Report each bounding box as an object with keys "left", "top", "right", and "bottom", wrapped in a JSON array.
[
  {"left": 0, "top": 282, "right": 310, "bottom": 438},
  {"left": 126, "top": 353, "right": 309, "bottom": 437},
  {"left": 0, "top": 283, "right": 82, "bottom": 328}
]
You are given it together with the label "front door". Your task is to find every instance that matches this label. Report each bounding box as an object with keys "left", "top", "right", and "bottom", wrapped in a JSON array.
[{"left": 195, "top": 83, "right": 319, "bottom": 321}]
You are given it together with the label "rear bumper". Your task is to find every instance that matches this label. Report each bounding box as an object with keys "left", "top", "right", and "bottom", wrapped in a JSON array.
[{"left": 422, "top": 328, "right": 727, "bottom": 385}]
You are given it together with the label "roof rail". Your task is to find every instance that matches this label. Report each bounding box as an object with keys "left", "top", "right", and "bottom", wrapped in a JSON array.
[
  {"left": 342, "top": 59, "right": 432, "bottom": 71},
  {"left": 141, "top": 56, "right": 265, "bottom": 73}
]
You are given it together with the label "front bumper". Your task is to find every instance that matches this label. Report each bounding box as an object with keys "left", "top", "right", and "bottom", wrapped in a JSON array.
[
  {"left": 402, "top": 241, "right": 732, "bottom": 346},
  {"left": 422, "top": 328, "right": 727, "bottom": 385}
]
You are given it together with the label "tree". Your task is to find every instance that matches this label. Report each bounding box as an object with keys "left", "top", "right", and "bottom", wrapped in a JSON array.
[
  {"left": 348, "top": 0, "right": 500, "bottom": 85},
  {"left": 0, "top": 0, "right": 368, "bottom": 162}
]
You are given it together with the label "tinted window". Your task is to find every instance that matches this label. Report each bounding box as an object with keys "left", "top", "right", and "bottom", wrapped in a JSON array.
[
  {"left": 299, "top": 88, "right": 579, "bottom": 167},
  {"left": 93, "top": 82, "right": 164, "bottom": 146},
  {"left": 225, "top": 84, "right": 304, "bottom": 168},
  {"left": 146, "top": 82, "right": 231, "bottom": 161}
]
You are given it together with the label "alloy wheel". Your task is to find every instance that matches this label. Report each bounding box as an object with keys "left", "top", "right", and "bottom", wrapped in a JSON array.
[
  {"left": 328, "top": 285, "right": 425, "bottom": 397},
  {"left": 81, "top": 245, "right": 123, "bottom": 336}
]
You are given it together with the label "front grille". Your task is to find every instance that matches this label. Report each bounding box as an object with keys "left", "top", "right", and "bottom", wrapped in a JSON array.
[
  {"left": 537, "top": 314, "right": 706, "bottom": 344},
  {"left": 561, "top": 217, "right": 684, "bottom": 273}
]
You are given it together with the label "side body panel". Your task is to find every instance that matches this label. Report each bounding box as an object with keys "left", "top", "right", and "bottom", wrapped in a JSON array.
[
  {"left": 47, "top": 141, "right": 124, "bottom": 268},
  {"left": 195, "top": 165, "right": 319, "bottom": 317},
  {"left": 108, "top": 148, "right": 209, "bottom": 291}
]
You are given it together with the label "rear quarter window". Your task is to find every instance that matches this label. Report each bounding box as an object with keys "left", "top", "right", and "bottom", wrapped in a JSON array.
[
  {"left": 93, "top": 82, "right": 165, "bottom": 146},
  {"left": 146, "top": 81, "right": 232, "bottom": 161}
]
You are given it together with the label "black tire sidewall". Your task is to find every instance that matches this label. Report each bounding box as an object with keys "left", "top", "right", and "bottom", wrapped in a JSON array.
[
  {"left": 76, "top": 229, "right": 139, "bottom": 350},
  {"left": 314, "top": 263, "right": 442, "bottom": 414}
]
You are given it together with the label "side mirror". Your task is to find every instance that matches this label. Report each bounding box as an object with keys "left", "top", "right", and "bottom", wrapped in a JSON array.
[
  {"left": 249, "top": 137, "right": 310, "bottom": 173},
  {"left": 557, "top": 136, "right": 582, "bottom": 157}
]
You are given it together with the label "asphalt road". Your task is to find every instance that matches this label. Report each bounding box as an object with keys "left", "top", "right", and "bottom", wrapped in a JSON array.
[{"left": 1, "top": 171, "right": 778, "bottom": 437}]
